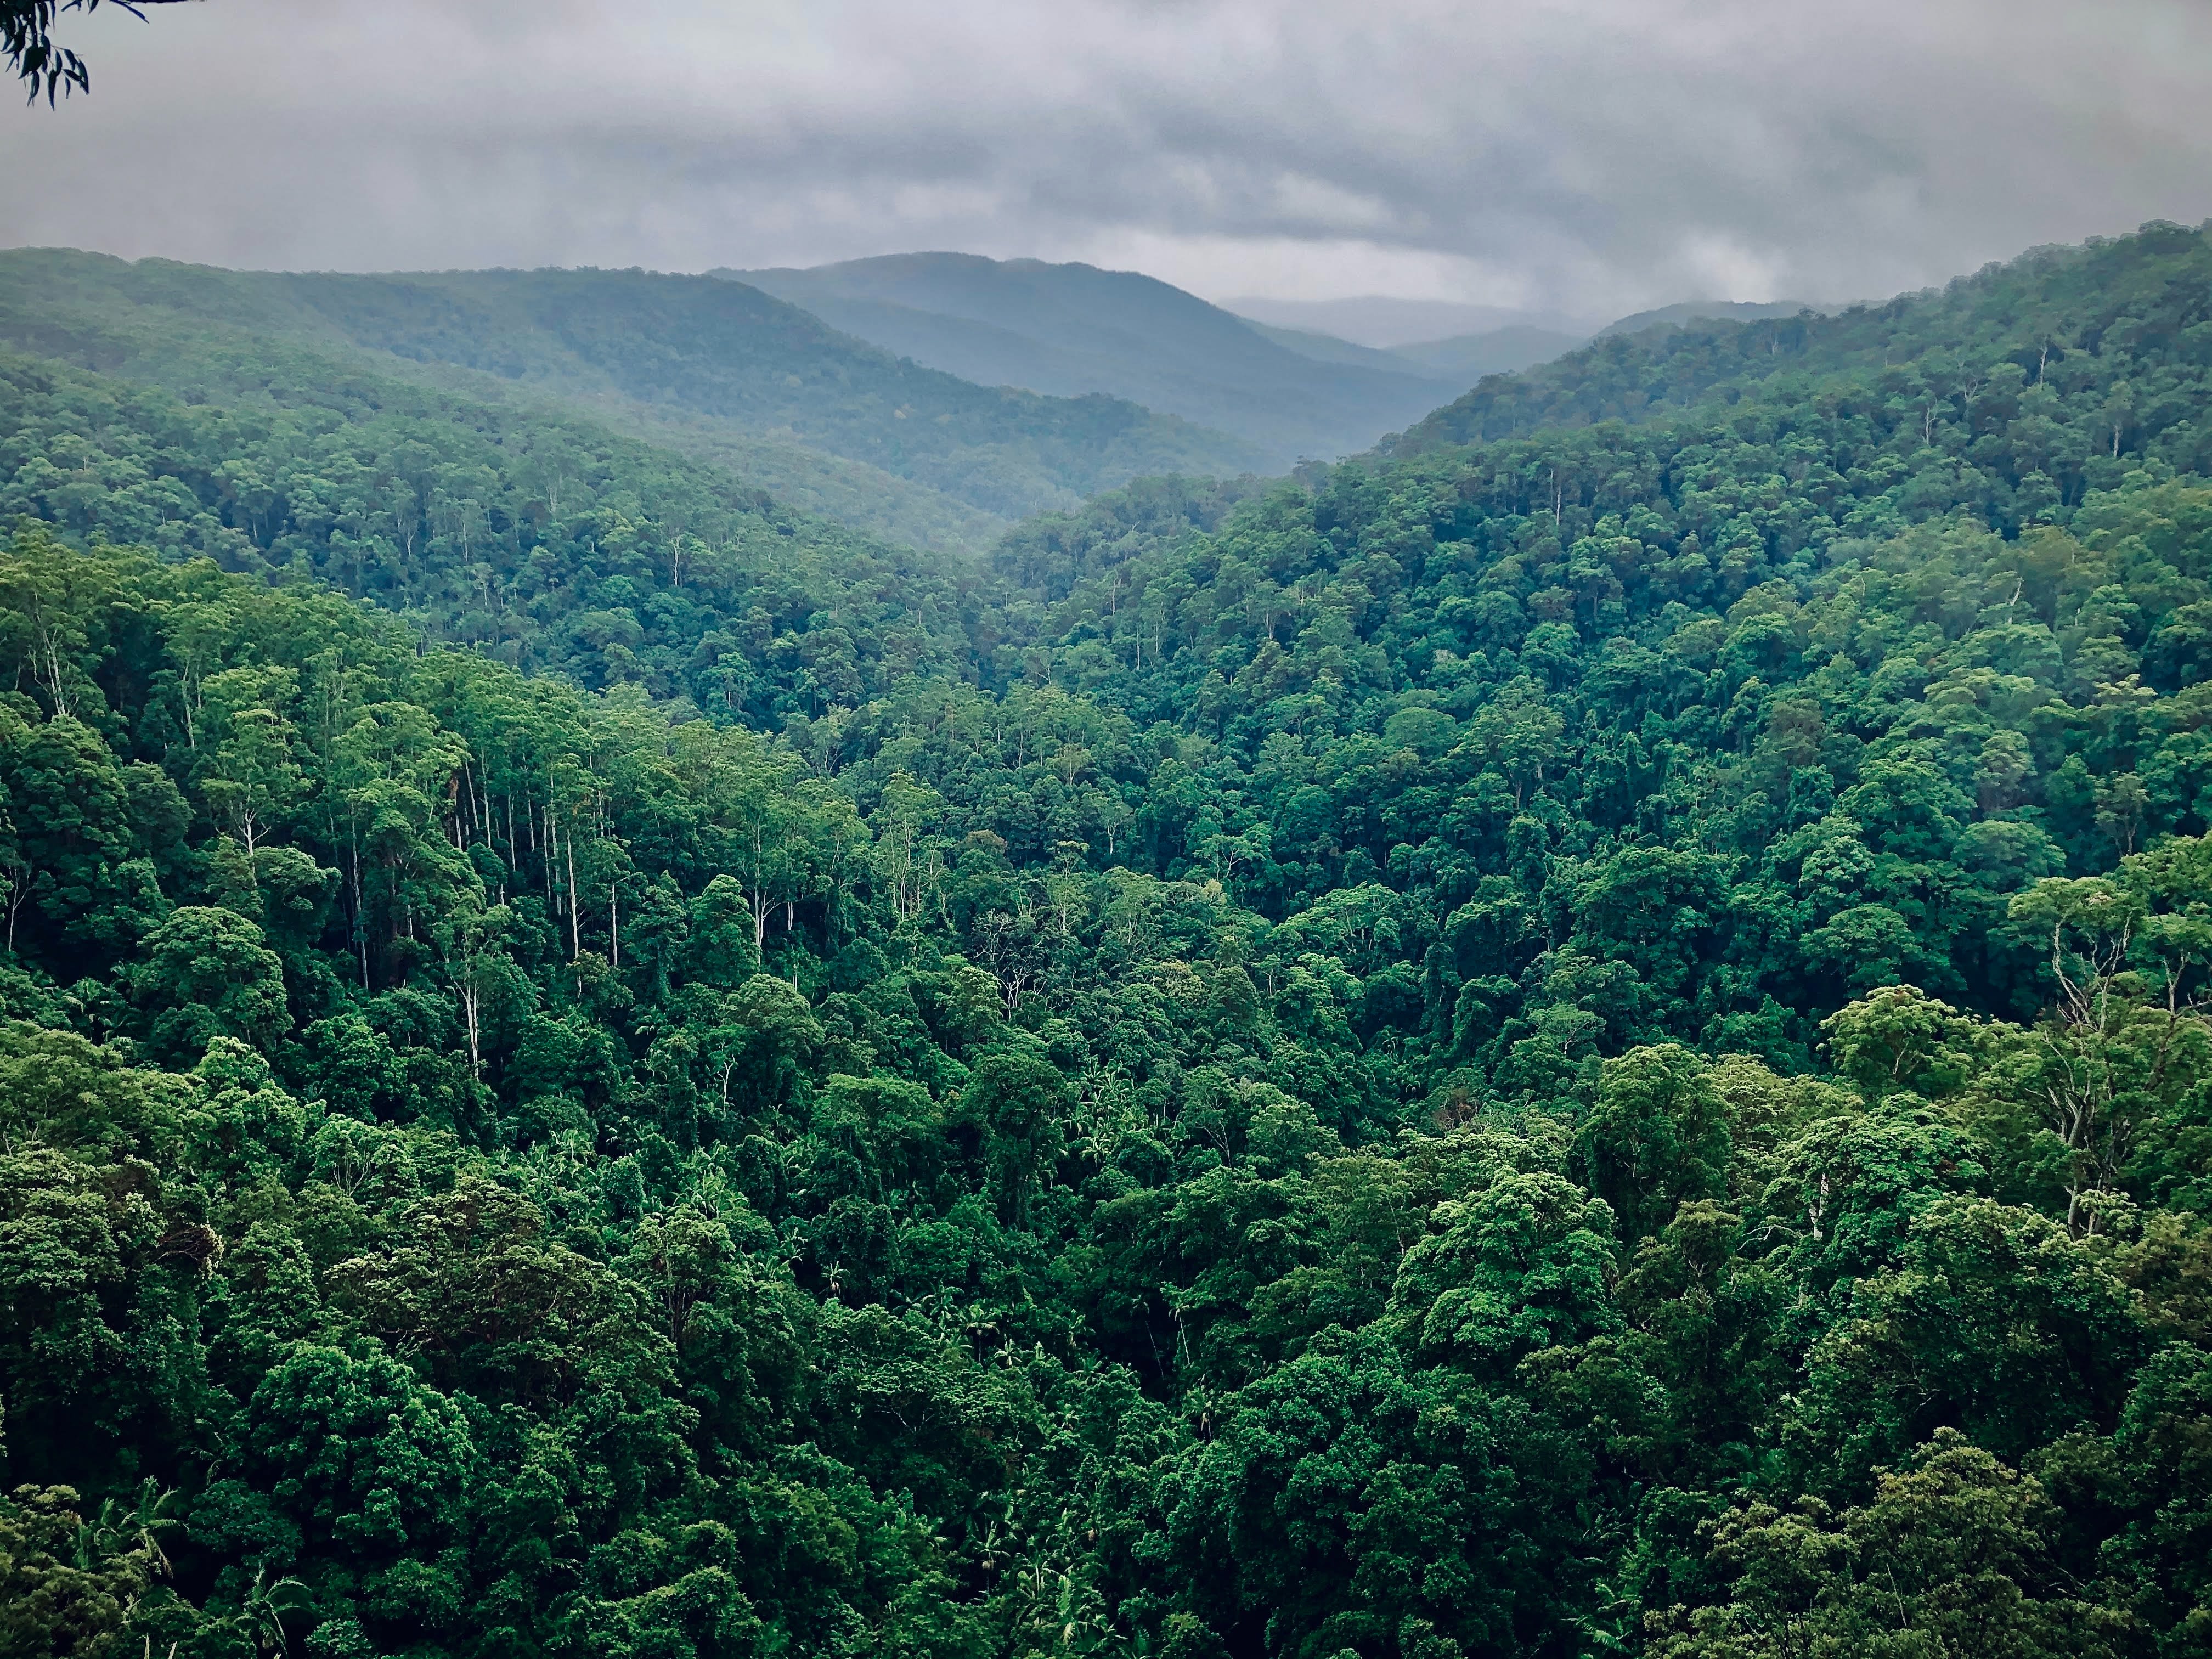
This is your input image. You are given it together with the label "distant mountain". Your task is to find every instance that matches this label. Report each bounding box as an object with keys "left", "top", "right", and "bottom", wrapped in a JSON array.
[
  {"left": 1595, "top": 298, "right": 1814, "bottom": 337},
  {"left": 1390, "top": 259, "right": 2119, "bottom": 456},
  {"left": 1249, "top": 315, "right": 1593, "bottom": 387},
  {"left": 0, "top": 251, "right": 1258, "bottom": 546},
  {"left": 1223, "top": 294, "right": 1584, "bottom": 348},
  {"left": 1386, "top": 325, "right": 1593, "bottom": 382},
  {"left": 1238, "top": 319, "right": 1421, "bottom": 372},
  {"left": 1238, "top": 298, "right": 1829, "bottom": 419},
  {"left": 724, "top": 254, "right": 1458, "bottom": 466}
]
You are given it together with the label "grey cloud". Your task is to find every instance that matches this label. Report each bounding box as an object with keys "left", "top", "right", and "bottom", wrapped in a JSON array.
[{"left": 3, "top": 0, "right": 2209, "bottom": 315}]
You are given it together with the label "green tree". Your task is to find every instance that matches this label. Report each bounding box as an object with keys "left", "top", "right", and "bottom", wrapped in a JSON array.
[
  {"left": 131, "top": 905, "right": 290, "bottom": 1062},
  {"left": 1578, "top": 1045, "right": 1733, "bottom": 1245},
  {"left": 1655, "top": 1432, "right": 2116, "bottom": 1659}
]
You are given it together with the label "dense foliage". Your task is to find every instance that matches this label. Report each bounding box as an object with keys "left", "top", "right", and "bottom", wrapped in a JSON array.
[{"left": 4, "top": 223, "right": 2212, "bottom": 1659}]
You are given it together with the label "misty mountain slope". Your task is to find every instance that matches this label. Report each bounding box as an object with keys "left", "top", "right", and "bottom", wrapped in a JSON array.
[
  {"left": 1385, "top": 324, "right": 1593, "bottom": 381},
  {"left": 1389, "top": 220, "right": 2212, "bottom": 455},
  {"left": 284, "top": 265, "right": 1261, "bottom": 522},
  {"left": 1223, "top": 293, "right": 1571, "bottom": 345},
  {"left": 724, "top": 251, "right": 1457, "bottom": 466},
  {"left": 1159, "top": 312, "right": 1591, "bottom": 407},
  {"left": 1238, "top": 319, "right": 1433, "bottom": 371},
  {"left": 0, "top": 250, "right": 1255, "bottom": 535}
]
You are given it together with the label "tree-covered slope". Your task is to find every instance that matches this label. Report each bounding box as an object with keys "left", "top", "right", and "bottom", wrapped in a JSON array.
[
  {"left": 3, "top": 222, "right": 2212, "bottom": 1659},
  {"left": 0, "top": 335, "right": 1020, "bottom": 720},
  {"left": 1392, "top": 219, "right": 2212, "bottom": 467},
  {"left": 0, "top": 249, "right": 1257, "bottom": 535},
  {"left": 1593, "top": 298, "right": 1813, "bottom": 339},
  {"left": 726, "top": 252, "right": 1454, "bottom": 466}
]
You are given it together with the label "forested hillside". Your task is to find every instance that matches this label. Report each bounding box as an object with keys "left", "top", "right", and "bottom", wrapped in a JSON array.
[
  {"left": 0, "top": 341, "right": 1008, "bottom": 718},
  {"left": 1590, "top": 301, "right": 1812, "bottom": 342},
  {"left": 4, "top": 223, "right": 2212, "bottom": 1659},
  {"left": 1392, "top": 221, "right": 2212, "bottom": 464},
  {"left": 0, "top": 251, "right": 1256, "bottom": 545}
]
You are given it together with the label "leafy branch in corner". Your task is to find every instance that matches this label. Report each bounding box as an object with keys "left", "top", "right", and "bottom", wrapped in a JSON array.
[{"left": 4, "top": 0, "right": 196, "bottom": 104}]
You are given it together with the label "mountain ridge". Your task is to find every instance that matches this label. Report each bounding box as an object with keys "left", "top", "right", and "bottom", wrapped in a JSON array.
[
  {"left": 1221, "top": 292, "right": 1584, "bottom": 345},
  {"left": 719, "top": 251, "right": 1460, "bottom": 466},
  {"left": 0, "top": 249, "right": 1257, "bottom": 546}
]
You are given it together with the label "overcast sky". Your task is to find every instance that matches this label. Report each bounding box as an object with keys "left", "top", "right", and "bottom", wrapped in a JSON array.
[{"left": 4, "top": 0, "right": 2210, "bottom": 319}]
